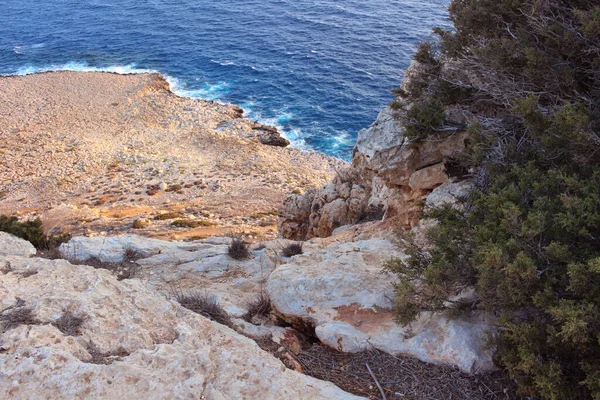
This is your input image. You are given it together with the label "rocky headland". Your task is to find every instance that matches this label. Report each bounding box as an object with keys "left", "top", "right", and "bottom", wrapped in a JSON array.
[{"left": 0, "top": 71, "right": 343, "bottom": 241}]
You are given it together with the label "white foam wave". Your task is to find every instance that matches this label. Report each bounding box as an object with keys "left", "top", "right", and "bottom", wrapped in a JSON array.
[
  {"left": 12, "top": 61, "right": 157, "bottom": 76},
  {"left": 210, "top": 59, "right": 235, "bottom": 66}
]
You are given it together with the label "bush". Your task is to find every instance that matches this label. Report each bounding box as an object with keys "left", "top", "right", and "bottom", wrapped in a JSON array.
[
  {"left": 385, "top": 1, "right": 600, "bottom": 398},
  {"left": 282, "top": 242, "right": 303, "bottom": 257},
  {"left": 228, "top": 237, "right": 250, "bottom": 260},
  {"left": 0, "top": 214, "right": 70, "bottom": 250},
  {"left": 174, "top": 291, "right": 232, "bottom": 327},
  {"left": 403, "top": 100, "right": 447, "bottom": 141},
  {"left": 244, "top": 292, "right": 272, "bottom": 322}
]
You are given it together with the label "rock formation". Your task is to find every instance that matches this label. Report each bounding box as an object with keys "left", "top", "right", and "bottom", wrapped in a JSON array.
[
  {"left": 0, "top": 233, "right": 361, "bottom": 399},
  {"left": 279, "top": 62, "right": 470, "bottom": 240}
]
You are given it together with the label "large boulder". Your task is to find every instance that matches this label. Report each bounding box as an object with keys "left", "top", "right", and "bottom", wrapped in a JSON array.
[
  {"left": 0, "top": 232, "right": 36, "bottom": 258},
  {"left": 0, "top": 254, "right": 362, "bottom": 399},
  {"left": 266, "top": 238, "right": 495, "bottom": 374}
]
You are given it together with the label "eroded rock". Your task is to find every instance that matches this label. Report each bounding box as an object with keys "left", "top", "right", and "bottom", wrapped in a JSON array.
[
  {"left": 0, "top": 232, "right": 36, "bottom": 258},
  {"left": 0, "top": 254, "right": 362, "bottom": 399},
  {"left": 266, "top": 238, "right": 495, "bottom": 374}
]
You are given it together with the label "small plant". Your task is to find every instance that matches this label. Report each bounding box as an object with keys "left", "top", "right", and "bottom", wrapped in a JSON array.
[
  {"left": 282, "top": 242, "right": 303, "bottom": 257},
  {"left": 174, "top": 291, "right": 232, "bottom": 327},
  {"left": 243, "top": 292, "right": 272, "bottom": 322},
  {"left": 52, "top": 310, "right": 87, "bottom": 336},
  {"left": 171, "top": 219, "right": 217, "bottom": 228},
  {"left": 154, "top": 212, "right": 185, "bottom": 220},
  {"left": 0, "top": 298, "right": 39, "bottom": 331},
  {"left": 228, "top": 237, "right": 251, "bottom": 260}
]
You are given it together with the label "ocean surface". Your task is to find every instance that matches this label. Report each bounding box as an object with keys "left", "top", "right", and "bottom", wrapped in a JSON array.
[{"left": 1, "top": 0, "right": 449, "bottom": 159}]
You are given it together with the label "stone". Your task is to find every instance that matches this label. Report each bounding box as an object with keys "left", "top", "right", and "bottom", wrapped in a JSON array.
[
  {"left": 60, "top": 235, "right": 294, "bottom": 318},
  {"left": 0, "top": 232, "right": 36, "bottom": 258},
  {"left": 408, "top": 163, "right": 448, "bottom": 190},
  {"left": 266, "top": 238, "right": 495, "bottom": 374},
  {"left": 258, "top": 132, "right": 291, "bottom": 147},
  {"left": 0, "top": 254, "right": 362, "bottom": 399},
  {"left": 158, "top": 182, "right": 168, "bottom": 191},
  {"left": 425, "top": 180, "right": 474, "bottom": 210}
]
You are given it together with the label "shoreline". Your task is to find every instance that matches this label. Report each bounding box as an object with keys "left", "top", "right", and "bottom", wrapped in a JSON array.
[
  {"left": 1, "top": 63, "right": 348, "bottom": 159},
  {"left": 0, "top": 70, "right": 346, "bottom": 240}
]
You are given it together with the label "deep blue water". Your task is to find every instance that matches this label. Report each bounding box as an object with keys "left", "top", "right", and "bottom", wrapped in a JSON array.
[{"left": 1, "top": 0, "right": 449, "bottom": 159}]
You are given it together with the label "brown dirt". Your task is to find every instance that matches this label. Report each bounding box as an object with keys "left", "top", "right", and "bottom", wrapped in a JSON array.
[
  {"left": 297, "top": 345, "right": 520, "bottom": 400},
  {"left": 0, "top": 71, "right": 345, "bottom": 242}
]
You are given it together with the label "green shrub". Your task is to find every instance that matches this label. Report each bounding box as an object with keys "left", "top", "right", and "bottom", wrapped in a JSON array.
[
  {"left": 403, "top": 100, "right": 446, "bottom": 141},
  {"left": 0, "top": 215, "right": 70, "bottom": 250},
  {"left": 385, "top": 0, "right": 600, "bottom": 398}
]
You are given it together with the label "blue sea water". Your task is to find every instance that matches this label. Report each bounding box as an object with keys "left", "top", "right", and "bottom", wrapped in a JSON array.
[{"left": 1, "top": 0, "right": 449, "bottom": 159}]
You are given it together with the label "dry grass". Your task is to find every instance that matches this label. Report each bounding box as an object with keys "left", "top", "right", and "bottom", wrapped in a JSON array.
[
  {"left": 85, "top": 342, "right": 130, "bottom": 365},
  {"left": 228, "top": 237, "right": 251, "bottom": 260},
  {"left": 68, "top": 256, "right": 140, "bottom": 281},
  {"left": 52, "top": 310, "right": 87, "bottom": 336},
  {"left": 0, "top": 298, "right": 40, "bottom": 331},
  {"left": 243, "top": 292, "right": 272, "bottom": 322},
  {"left": 282, "top": 242, "right": 303, "bottom": 257},
  {"left": 297, "top": 345, "right": 519, "bottom": 400},
  {"left": 174, "top": 291, "right": 232, "bottom": 327}
]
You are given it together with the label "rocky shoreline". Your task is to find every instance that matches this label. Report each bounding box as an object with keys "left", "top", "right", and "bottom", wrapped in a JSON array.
[{"left": 0, "top": 71, "right": 345, "bottom": 242}]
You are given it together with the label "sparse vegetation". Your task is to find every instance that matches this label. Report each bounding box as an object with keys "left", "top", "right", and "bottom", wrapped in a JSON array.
[
  {"left": 0, "top": 299, "right": 39, "bottom": 331},
  {"left": 85, "top": 342, "right": 130, "bottom": 365},
  {"left": 228, "top": 237, "right": 251, "bottom": 260},
  {"left": 171, "top": 219, "right": 217, "bottom": 228},
  {"left": 281, "top": 242, "right": 303, "bottom": 257},
  {"left": 243, "top": 292, "right": 272, "bottom": 322},
  {"left": 52, "top": 310, "right": 87, "bottom": 336},
  {"left": 154, "top": 212, "right": 185, "bottom": 220},
  {"left": 174, "top": 291, "right": 232, "bottom": 327},
  {"left": 68, "top": 256, "right": 140, "bottom": 281}
]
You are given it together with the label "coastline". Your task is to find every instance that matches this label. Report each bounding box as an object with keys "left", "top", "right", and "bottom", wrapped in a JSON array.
[
  {"left": 0, "top": 70, "right": 346, "bottom": 240},
  {"left": 1, "top": 62, "right": 318, "bottom": 153}
]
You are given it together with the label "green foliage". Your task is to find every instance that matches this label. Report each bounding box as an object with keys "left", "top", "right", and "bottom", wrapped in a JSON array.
[
  {"left": 386, "top": 0, "right": 600, "bottom": 398},
  {"left": 403, "top": 100, "right": 447, "bottom": 141},
  {"left": 0, "top": 214, "right": 70, "bottom": 250}
]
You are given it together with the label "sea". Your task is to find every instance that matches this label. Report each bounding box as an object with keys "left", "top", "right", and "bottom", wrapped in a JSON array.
[{"left": 1, "top": 0, "right": 450, "bottom": 159}]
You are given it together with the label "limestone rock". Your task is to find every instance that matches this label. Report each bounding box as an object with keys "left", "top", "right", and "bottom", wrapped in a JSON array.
[
  {"left": 425, "top": 180, "right": 474, "bottom": 209},
  {"left": 266, "top": 238, "right": 495, "bottom": 374},
  {"left": 408, "top": 163, "right": 448, "bottom": 190},
  {"left": 0, "top": 255, "right": 362, "bottom": 399},
  {"left": 0, "top": 232, "right": 36, "bottom": 258},
  {"left": 279, "top": 60, "right": 471, "bottom": 240},
  {"left": 279, "top": 183, "right": 369, "bottom": 240},
  {"left": 60, "top": 235, "right": 291, "bottom": 318},
  {"left": 59, "top": 234, "right": 204, "bottom": 262}
]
